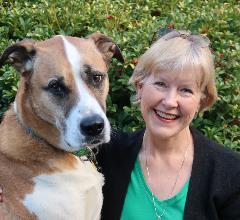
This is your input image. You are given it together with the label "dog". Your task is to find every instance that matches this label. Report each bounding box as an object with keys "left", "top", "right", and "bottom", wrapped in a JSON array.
[{"left": 0, "top": 33, "right": 123, "bottom": 219}]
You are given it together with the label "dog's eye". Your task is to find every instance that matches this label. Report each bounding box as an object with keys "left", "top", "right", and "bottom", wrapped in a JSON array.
[
  {"left": 48, "top": 80, "right": 59, "bottom": 89},
  {"left": 92, "top": 74, "right": 103, "bottom": 84},
  {"left": 47, "top": 79, "right": 68, "bottom": 97}
]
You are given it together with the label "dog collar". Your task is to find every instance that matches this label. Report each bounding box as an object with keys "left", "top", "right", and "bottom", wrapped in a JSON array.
[
  {"left": 15, "top": 113, "right": 56, "bottom": 149},
  {"left": 77, "top": 146, "right": 101, "bottom": 171}
]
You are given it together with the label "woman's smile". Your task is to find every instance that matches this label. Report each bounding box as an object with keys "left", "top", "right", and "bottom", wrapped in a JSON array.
[{"left": 154, "top": 109, "right": 180, "bottom": 121}]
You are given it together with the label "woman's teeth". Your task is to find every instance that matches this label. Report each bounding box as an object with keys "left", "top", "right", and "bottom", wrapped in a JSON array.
[{"left": 155, "top": 110, "right": 179, "bottom": 120}]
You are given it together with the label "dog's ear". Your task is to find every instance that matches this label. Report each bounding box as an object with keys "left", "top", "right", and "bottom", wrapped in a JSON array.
[
  {"left": 87, "top": 32, "right": 124, "bottom": 64},
  {"left": 0, "top": 39, "right": 36, "bottom": 76}
]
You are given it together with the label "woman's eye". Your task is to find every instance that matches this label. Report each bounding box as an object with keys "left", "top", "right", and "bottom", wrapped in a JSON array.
[
  {"left": 181, "top": 88, "right": 193, "bottom": 94},
  {"left": 92, "top": 74, "right": 103, "bottom": 84},
  {"left": 154, "top": 81, "right": 166, "bottom": 87}
]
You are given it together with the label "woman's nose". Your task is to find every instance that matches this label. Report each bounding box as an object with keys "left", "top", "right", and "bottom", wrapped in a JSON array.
[{"left": 162, "top": 90, "right": 178, "bottom": 108}]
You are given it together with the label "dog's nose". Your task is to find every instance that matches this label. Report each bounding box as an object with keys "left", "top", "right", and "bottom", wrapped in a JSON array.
[{"left": 80, "top": 114, "right": 104, "bottom": 136}]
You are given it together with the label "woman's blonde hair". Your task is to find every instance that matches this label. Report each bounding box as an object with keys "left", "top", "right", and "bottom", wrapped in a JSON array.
[{"left": 129, "top": 30, "right": 218, "bottom": 112}]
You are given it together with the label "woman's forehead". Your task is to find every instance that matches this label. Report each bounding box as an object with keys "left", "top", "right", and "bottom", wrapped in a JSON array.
[
  {"left": 147, "top": 67, "right": 203, "bottom": 86},
  {"left": 153, "top": 66, "right": 199, "bottom": 78}
]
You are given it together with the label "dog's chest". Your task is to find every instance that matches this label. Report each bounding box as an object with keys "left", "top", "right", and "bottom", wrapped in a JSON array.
[{"left": 23, "top": 158, "right": 104, "bottom": 220}]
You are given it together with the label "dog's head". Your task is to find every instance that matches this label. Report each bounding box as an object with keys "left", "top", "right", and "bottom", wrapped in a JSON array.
[{"left": 0, "top": 33, "right": 124, "bottom": 152}]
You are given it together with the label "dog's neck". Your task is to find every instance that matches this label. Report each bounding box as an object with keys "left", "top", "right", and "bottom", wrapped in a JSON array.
[
  {"left": 0, "top": 106, "right": 76, "bottom": 169},
  {"left": 0, "top": 81, "right": 81, "bottom": 170},
  {"left": 15, "top": 83, "right": 61, "bottom": 149},
  {"left": 15, "top": 107, "right": 56, "bottom": 150}
]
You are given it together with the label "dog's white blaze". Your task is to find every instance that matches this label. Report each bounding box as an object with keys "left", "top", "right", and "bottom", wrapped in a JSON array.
[
  {"left": 23, "top": 157, "right": 104, "bottom": 220},
  {"left": 60, "top": 37, "right": 110, "bottom": 151}
]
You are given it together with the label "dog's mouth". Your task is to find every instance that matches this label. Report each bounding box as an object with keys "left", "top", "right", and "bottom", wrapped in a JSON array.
[
  {"left": 83, "top": 137, "right": 107, "bottom": 149},
  {"left": 64, "top": 137, "right": 105, "bottom": 152},
  {"left": 89, "top": 139, "right": 102, "bottom": 145}
]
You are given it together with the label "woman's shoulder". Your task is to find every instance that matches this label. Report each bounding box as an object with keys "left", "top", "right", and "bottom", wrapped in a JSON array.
[
  {"left": 191, "top": 127, "right": 240, "bottom": 172},
  {"left": 103, "top": 128, "right": 143, "bottom": 150},
  {"left": 187, "top": 128, "right": 240, "bottom": 219},
  {"left": 96, "top": 128, "right": 144, "bottom": 163}
]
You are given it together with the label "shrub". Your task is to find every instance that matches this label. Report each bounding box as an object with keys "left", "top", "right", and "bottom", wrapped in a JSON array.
[{"left": 0, "top": 0, "right": 239, "bottom": 151}]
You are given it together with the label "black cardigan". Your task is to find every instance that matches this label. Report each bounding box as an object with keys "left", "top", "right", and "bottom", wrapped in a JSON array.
[{"left": 96, "top": 128, "right": 240, "bottom": 220}]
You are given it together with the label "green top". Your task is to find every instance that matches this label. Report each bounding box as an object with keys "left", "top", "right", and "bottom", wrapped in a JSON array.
[{"left": 121, "top": 158, "right": 189, "bottom": 220}]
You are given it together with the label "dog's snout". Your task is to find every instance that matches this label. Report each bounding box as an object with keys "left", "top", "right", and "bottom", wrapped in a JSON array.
[{"left": 80, "top": 114, "right": 104, "bottom": 136}]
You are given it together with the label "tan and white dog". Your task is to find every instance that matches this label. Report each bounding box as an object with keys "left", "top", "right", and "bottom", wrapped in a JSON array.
[{"left": 0, "top": 33, "right": 123, "bottom": 219}]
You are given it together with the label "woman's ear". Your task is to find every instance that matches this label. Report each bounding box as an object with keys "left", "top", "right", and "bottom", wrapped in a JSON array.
[
  {"left": 199, "top": 89, "right": 208, "bottom": 112},
  {"left": 136, "top": 82, "right": 143, "bottom": 101}
]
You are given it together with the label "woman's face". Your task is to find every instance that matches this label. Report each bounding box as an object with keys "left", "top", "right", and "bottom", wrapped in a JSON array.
[{"left": 137, "top": 69, "right": 202, "bottom": 140}]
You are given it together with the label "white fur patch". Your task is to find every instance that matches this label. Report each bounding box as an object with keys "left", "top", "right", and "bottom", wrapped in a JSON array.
[
  {"left": 59, "top": 37, "right": 110, "bottom": 151},
  {"left": 23, "top": 157, "right": 104, "bottom": 220}
]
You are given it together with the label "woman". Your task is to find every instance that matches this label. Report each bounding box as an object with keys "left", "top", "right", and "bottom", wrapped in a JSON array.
[{"left": 97, "top": 30, "right": 240, "bottom": 220}]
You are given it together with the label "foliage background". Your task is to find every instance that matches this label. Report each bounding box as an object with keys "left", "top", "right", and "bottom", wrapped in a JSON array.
[{"left": 0, "top": 0, "right": 239, "bottom": 151}]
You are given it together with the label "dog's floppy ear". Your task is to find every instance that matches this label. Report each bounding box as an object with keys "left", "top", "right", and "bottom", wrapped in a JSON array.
[
  {"left": 87, "top": 32, "right": 124, "bottom": 64},
  {"left": 0, "top": 39, "right": 36, "bottom": 76}
]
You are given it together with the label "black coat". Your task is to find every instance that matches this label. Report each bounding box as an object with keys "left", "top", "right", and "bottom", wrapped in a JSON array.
[{"left": 97, "top": 128, "right": 240, "bottom": 220}]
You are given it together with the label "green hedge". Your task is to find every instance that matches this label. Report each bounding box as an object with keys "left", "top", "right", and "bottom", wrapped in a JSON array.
[{"left": 0, "top": 0, "right": 239, "bottom": 151}]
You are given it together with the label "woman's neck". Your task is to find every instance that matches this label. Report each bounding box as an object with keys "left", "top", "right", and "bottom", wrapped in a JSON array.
[{"left": 143, "top": 127, "right": 192, "bottom": 158}]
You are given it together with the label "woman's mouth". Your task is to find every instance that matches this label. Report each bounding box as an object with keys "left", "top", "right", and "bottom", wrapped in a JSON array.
[{"left": 154, "top": 110, "right": 180, "bottom": 120}]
